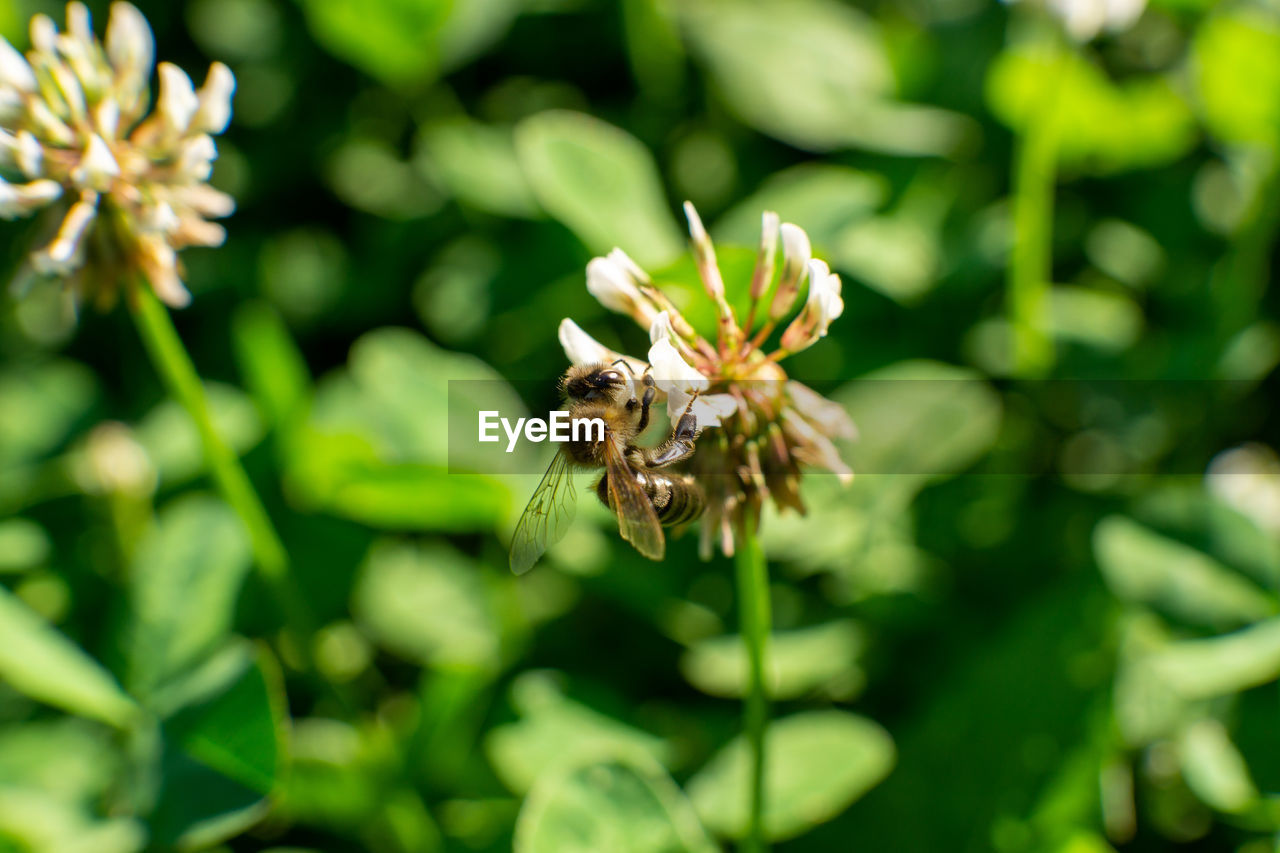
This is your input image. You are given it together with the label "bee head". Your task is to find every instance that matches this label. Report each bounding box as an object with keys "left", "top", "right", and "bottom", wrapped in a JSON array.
[{"left": 563, "top": 364, "right": 629, "bottom": 402}]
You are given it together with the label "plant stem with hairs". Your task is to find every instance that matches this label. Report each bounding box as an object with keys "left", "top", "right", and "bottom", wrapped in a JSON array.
[
  {"left": 735, "top": 524, "right": 772, "bottom": 853},
  {"left": 128, "top": 282, "right": 310, "bottom": 638}
]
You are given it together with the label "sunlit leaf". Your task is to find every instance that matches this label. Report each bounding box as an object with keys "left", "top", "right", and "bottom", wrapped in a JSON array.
[
  {"left": 1176, "top": 719, "right": 1258, "bottom": 814},
  {"left": 515, "top": 110, "right": 684, "bottom": 267},
  {"left": 1192, "top": 11, "right": 1280, "bottom": 147},
  {"left": 134, "top": 382, "right": 264, "bottom": 488},
  {"left": 232, "top": 301, "right": 313, "bottom": 434},
  {"left": 680, "top": 621, "right": 864, "bottom": 700},
  {"left": 1048, "top": 287, "right": 1143, "bottom": 352},
  {"left": 353, "top": 539, "right": 501, "bottom": 670},
  {"left": 836, "top": 360, "right": 1002, "bottom": 481},
  {"left": 1147, "top": 618, "right": 1280, "bottom": 699},
  {"left": 515, "top": 759, "right": 716, "bottom": 853},
  {"left": 299, "top": 0, "right": 516, "bottom": 87},
  {"left": 279, "top": 717, "right": 397, "bottom": 832},
  {"left": 712, "top": 164, "right": 886, "bottom": 248},
  {"left": 0, "top": 719, "right": 119, "bottom": 805},
  {"left": 679, "top": 0, "right": 972, "bottom": 156},
  {"left": 0, "top": 585, "right": 137, "bottom": 728},
  {"left": 687, "top": 710, "right": 894, "bottom": 841},
  {"left": 0, "top": 791, "right": 144, "bottom": 853},
  {"left": 486, "top": 676, "right": 669, "bottom": 794},
  {"left": 418, "top": 118, "right": 540, "bottom": 218},
  {"left": 987, "top": 48, "right": 1195, "bottom": 174},
  {"left": 124, "top": 495, "right": 253, "bottom": 699},
  {"left": 287, "top": 431, "right": 511, "bottom": 531},
  {"left": 0, "top": 360, "right": 96, "bottom": 466},
  {"left": 0, "top": 518, "right": 50, "bottom": 574},
  {"left": 1094, "top": 516, "right": 1274, "bottom": 630}
]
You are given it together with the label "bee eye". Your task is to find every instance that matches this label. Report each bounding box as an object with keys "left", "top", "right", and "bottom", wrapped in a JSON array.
[{"left": 599, "top": 370, "right": 621, "bottom": 384}]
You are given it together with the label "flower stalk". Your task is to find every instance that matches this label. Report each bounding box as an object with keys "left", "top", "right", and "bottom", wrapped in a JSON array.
[
  {"left": 1007, "top": 36, "right": 1066, "bottom": 377},
  {"left": 735, "top": 522, "right": 771, "bottom": 853},
  {"left": 129, "top": 282, "right": 306, "bottom": 631}
]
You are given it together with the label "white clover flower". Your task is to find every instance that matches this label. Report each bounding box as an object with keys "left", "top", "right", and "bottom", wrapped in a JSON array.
[
  {"left": 558, "top": 201, "right": 856, "bottom": 556},
  {"left": 1009, "top": 0, "right": 1147, "bottom": 41},
  {"left": 647, "top": 336, "right": 737, "bottom": 428},
  {"left": 780, "top": 259, "right": 844, "bottom": 353},
  {"left": 557, "top": 318, "right": 647, "bottom": 376},
  {"left": 1207, "top": 444, "right": 1280, "bottom": 535},
  {"left": 586, "top": 249, "right": 660, "bottom": 328},
  {"left": 769, "top": 222, "right": 812, "bottom": 320},
  {"left": 0, "top": 2, "right": 236, "bottom": 308}
]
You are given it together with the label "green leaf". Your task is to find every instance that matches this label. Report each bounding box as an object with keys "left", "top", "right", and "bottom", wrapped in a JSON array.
[
  {"left": 0, "top": 360, "right": 97, "bottom": 466},
  {"left": 687, "top": 710, "right": 894, "bottom": 841},
  {"left": 311, "top": 327, "right": 526, "bottom": 467},
  {"left": 1176, "top": 719, "right": 1259, "bottom": 814},
  {"left": 124, "top": 495, "right": 253, "bottom": 699},
  {"left": 679, "top": 0, "right": 972, "bottom": 156},
  {"left": 352, "top": 539, "right": 501, "bottom": 670},
  {"left": 711, "top": 164, "right": 887, "bottom": 248},
  {"left": 134, "top": 382, "right": 265, "bottom": 488},
  {"left": 486, "top": 675, "right": 670, "bottom": 794},
  {"left": 836, "top": 360, "right": 1002, "bottom": 483},
  {"left": 0, "top": 585, "right": 137, "bottom": 728},
  {"left": 1093, "top": 516, "right": 1274, "bottom": 630},
  {"left": 232, "top": 301, "right": 313, "bottom": 434},
  {"left": 0, "top": 519, "right": 50, "bottom": 574},
  {"left": 1147, "top": 618, "right": 1280, "bottom": 699},
  {"left": 150, "top": 644, "right": 284, "bottom": 849},
  {"left": 680, "top": 621, "right": 864, "bottom": 700},
  {"left": 515, "top": 110, "right": 684, "bottom": 267},
  {"left": 515, "top": 759, "right": 716, "bottom": 853},
  {"left": 1047, "top": 287, "right": 1143, "bottom": 352},
  {"left": 418, "top": 118, "right": 540, "bottom": 218},
  {"left": 1192, "top": 11, "right": 1280, "bottom": 148},
  {"left": 287, "top": 431, "right": 511, "bottom": 531},
  {"left": 986, "top": 48, "right": 1195, "bottom": 174},
  {"left": 279, "top": 717, "right": 397, "bottom": 831},
  {"left": 832, "top": 214, "right": 939, "bottom": 303},
  {"left": 0, "top": 791, "right": 144, "bottom": 853},
  {"left": 290, "top": 327, "right": 522, "bottom": 530},
  {"left": 298, "top": 0, "right": 450, "bottom": 87},
  {"left": 0, "top": 719, "right": 119, "bottom": 805}
]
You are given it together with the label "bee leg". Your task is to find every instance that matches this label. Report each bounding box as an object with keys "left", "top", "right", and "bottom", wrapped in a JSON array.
[
  {"left": 635, "top": 375, "right": 656, "bottom": 434},
  {"left": 595, "top": 473, "right": 611, "bottom": 510},
  {"left": 643, "top": 392, "right": 702, "bottom": 468}
]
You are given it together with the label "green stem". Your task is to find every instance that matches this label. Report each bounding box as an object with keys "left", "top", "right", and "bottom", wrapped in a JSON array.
[
  {"left": 1008, "top": 38, "right": 1067, "bottom": 377},
  {"left": 128, "top": 283, "right": 303, "bottom": 625},
  {"left": 735, "top": 525, "right": 771, "bottom": 853}
]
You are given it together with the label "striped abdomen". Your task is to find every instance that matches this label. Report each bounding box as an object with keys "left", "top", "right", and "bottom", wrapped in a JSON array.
[{"left": 597, "top": 469, "right": 705, "bottom": 527}]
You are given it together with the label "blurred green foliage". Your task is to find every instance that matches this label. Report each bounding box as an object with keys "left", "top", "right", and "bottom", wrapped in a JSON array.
[{"left": 1, "top": 0, "right": 1280, "bottom": 851}]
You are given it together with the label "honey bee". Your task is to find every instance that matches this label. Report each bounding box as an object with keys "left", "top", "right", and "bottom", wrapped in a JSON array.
[{"left": 509, "top": 362, "right": 706, "bottom": 574}]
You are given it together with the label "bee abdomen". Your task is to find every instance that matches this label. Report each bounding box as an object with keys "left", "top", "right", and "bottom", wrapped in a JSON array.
[
  {"left": 651, "top": 473, "right": 704, "bottom": 527},
  {"left": 595, "top": 471, "right": 705, "bottom": 527}
]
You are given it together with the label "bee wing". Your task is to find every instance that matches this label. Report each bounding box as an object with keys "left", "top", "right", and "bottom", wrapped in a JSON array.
[
  {"left": 509, "top": 450, "right": 578, "bottom": 575},
  {"left": 603, "top": 439, "right": 665, "bottom": 561}
]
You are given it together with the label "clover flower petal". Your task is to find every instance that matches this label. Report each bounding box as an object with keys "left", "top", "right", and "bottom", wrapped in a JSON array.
[{"left": 0, "top": 2, "right": 236, "bottom": 309}]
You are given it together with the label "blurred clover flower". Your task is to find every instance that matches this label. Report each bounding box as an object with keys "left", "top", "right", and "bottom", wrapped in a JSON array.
[
  {"left": 1207, "top": 443, "right": 1280, "bottom": 535},
  {"left": 0, "top": 1, "right": 235, "bottom": 309},
  {"left": 1005, "top": 0, "right": 1145, "bottom": 41},
  {"left": 559, "top": 203, "right": 855, "bottom": 558}
]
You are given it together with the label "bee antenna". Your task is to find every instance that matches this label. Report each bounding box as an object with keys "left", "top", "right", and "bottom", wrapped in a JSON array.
[{"left": 609, "top": 359, "right": 638, "bottom": 377}]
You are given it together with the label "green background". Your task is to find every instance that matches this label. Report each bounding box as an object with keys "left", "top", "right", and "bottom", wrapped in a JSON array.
[{"left": 2, "top": 0, "right": 1280, "bottom": 850}]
